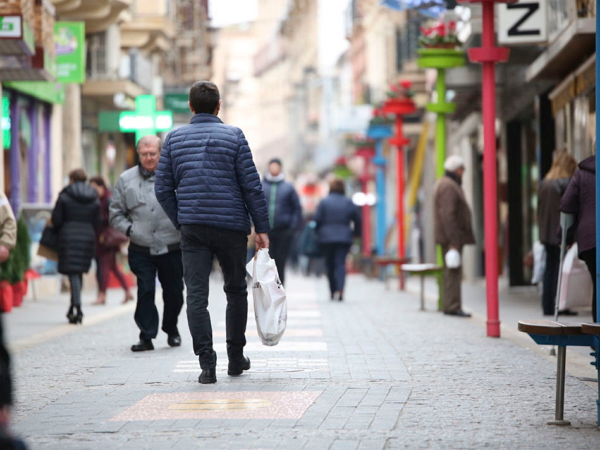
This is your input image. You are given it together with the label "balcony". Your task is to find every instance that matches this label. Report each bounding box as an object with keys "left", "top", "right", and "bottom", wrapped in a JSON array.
[
  {"left": 51, "top": 0, "right": 131, "bottom": 34},
  {"left": 0, "top": 0, "right": 35, "bottom": 56},
  {"left": 120, "top": 0, "right": 175, "bottom": 52},
  {"left": 526, "top": 0, "right": 596, "bottom": 81}
]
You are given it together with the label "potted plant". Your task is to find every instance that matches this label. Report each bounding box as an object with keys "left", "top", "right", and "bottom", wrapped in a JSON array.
[
  {"left": 385, "top": 80, "right": 415, "bottom": 100},
  {"left": 419, "top": 21, "right": 461, "bottom": 49},
  {"left": 0, "top": 218, "right": 31, "bottom": 309}
]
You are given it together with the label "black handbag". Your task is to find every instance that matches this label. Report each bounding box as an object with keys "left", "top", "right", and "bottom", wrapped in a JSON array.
[{"left": 40, "top": 224, "right": 59, "bottom": 252}]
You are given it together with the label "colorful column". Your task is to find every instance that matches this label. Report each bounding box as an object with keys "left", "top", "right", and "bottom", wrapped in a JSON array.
[
  {"left": 460, "top": 0, "right": 510, "bottom": 338},
  {"left": 356, "top": 145, "right": 375, "bottom": 257},
  {"left": 594, "top": 0, "right": 600, "bottom": 425},
  {"left": 382, "top": 90, "right": 416, "bottom": 264},
  {"left": 9, "top": 93, "right": 20, "bottom": 215},
  {"left": 417, "top": 48, "right": 466, "bottom": 310},
  {"left": 367, "top": 123, "right": 393, "bottom": 256}
]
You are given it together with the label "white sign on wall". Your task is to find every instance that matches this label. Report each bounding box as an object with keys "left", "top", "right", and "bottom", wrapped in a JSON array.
[
  {"left": 0, "top": 16, "right": 22, "bottom": 38},
  {"left": 498, "top": 1, "right": 548, "bottom": 45}
]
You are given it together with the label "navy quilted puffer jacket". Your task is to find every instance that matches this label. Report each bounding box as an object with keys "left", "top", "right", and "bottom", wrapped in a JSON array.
[{"left": 155, "top": 114, "right": 270, "bottom": 235}]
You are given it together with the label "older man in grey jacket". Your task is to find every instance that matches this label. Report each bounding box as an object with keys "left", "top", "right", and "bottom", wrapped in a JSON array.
[{"left": 110, "top": 135, "right": 184, "bottom": 352}]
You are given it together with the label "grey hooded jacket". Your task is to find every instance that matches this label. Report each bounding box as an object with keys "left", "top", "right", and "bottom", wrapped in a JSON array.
[{"left": 109, "top": 166, "right": 180, "bottom": 255}]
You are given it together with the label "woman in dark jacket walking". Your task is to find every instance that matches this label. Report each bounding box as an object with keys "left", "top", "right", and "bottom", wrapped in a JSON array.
[
  {"left": 52, "top": 169, "right": 100, "bottom": 324},
  {"left": 89, "top": 176, "right": 133, "bottom": 306},
  {"left": 538, "top": 150, "right": 577, "bottom": 315},
  {"left": 560, "top": 154, "right": 597, "bottom": 322},
  {"left": 315, "top": 179, "right": 361, "bottom": 301}
]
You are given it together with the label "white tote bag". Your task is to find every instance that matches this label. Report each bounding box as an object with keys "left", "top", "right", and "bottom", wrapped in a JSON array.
[
  {"left": 558, "top": 243, "right": 594, "bottom": 310},
  {"left": 444, "top": 248, "right": 461, "bottom": 269},
  {"left": 246, "top": 249, "right": 287, "bottom": 346}
]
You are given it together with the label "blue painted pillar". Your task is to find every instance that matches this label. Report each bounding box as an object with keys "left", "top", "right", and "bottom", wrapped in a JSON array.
[
  {"left": 594, "top": 1, "right": 600, "bottom": 425},
  {"left": 366, "top": 124, "right": 393, "bottom": 256},
  {"left": 374, "top": 140, "right": 386, "bottom": 256},
  {"left": 27, "top": 101, "right": 38, "bottom": 203},
  {"left": 9, "top": 93, "right": 20, "bottom": 215}
]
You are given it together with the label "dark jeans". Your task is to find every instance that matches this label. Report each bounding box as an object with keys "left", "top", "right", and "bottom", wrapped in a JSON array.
[
  {"left": 268, "top": 228, "right": 294, "bottom": 285},
  {"left": 579, "top": 248, "right": 597, "bottom": 323},
  {"left": 181, "top": 225, "right": 248, "bottom": 369},
  {"left": 98, "top": 251, "right": 129, "bottom": 293},
  {"left": 321, "top": 243, "right": 350, "bottom": 295},
  {"left": 68, "top": 274, "right": 83, "bottom": 307},
  {"left": 542, "top": 244, "right": 560, "bottom": 315},
  {"left": 128, "top": 248, "right": 184, "bottom": 341}
]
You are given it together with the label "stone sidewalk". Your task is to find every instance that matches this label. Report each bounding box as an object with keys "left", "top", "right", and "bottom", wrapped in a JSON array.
[{"left": 7, "top": 273, "right": 600, "bottom": 449}]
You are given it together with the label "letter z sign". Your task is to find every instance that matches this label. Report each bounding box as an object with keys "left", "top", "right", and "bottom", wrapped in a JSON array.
[{"left": 498, "top": 0, "right": 548, "bottom": 45}]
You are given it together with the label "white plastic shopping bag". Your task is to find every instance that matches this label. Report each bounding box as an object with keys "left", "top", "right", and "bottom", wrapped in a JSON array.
[
  {"left": 531, "top": 241, "right": 546, "bottom": 284},
  {"left": 246, "top": 249, "right": 287, "bottom": 346},
  {"left": 558, "top": 243, "right": 593, "bottom": 310},
  {"left": 444, "top": 248, "right": 461, "bottom": 269}
]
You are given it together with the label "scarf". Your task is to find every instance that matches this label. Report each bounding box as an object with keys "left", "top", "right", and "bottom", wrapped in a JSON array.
[{"left": 445, "top": 171, "right": 462, "bottom": 187}]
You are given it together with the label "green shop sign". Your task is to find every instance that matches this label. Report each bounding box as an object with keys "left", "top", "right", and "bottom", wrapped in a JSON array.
[
  {"left": 120, "top": 95, "right": 173, "bottom": 142},
  {"left": 2, "top": 81, "right": 64, "bottom": 104},
  {"left": 55, "top": 22, "right": 85, "bottom": 84},
  {"left": 164, "top": 93, "right": 191, "bottom": 114},
  {"left": 2, "top": 92, "right": 10, "bottom": 149}
]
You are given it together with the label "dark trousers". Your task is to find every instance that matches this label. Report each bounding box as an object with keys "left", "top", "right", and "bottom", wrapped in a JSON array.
[
  {"left": 128, "top": 248, "right": 184, "bottom": 341},
  {"left": 322, "top": 243, "right": 350, "bottom": 295},
  {"left": 268, "top": 228, "right": 294, "bottom": 285},
  {"left": 579, "top": 248, "right": 597, "bottom": 323},
  {"left": 68, "top": 274, "right": 83, "bottom": 307},
  {"left": 0, "top": 317, "right": 12, "bottom": 407},
  {"left": 441, "top": 245, "right": 463, "bottom": 314},
  {"left": 181, "top": 225, "right": 248, "bottom": 369},
  {"left": 542, "top": 244, "right": 561, "bottom": 315},
  {"left": 98, "top": 251, "right": 129, "bottom": 293}
]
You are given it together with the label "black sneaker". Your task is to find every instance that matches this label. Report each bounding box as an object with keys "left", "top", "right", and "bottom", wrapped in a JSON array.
[
  {"left": 167, "top": 335, "right": 182, "bottom": 347},
  {"left": 131, "top": 340, "right": 154, "bottom": 352},
  {"left": 199, "top": 368, "right": 217, "bottom": 384},
  {"left": 444, "top": 310, "right": 472, "bottom": 318},
  {"left": 228, "top": 356, "right": 251, "bottom": 376}
]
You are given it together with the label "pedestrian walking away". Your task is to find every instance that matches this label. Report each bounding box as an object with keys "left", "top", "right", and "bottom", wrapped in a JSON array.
[
  {"left": 560, "top": 154, "right": 597, "bottom": 322},
  {"left": 434, "top": 156, "right": 475, "bottom": 317},
  {"left": 51, "top": 169, "right": 101, "bottom": 325},
  {"left": 537, "top": 150, "right": 577, "bottom": 316},
  {"left": 315, "top": 179, "right": 361, "bottom": 301},
  {"left": 109, "top": 136, "right": 185, "bottom": 352},
  {"left": 261, "top": 158, "right": 302, "bottom": 285},
  {"left": 89, "top": 176, "right": 133, "bottom": 306},
  {"left": 155, "top": 80, "right": 270, "bottom": 385}
]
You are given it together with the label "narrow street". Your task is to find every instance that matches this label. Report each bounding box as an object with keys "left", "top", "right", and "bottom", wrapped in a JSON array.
[{"left": 6, "top": 273, "right": 599, "bottom": 449}]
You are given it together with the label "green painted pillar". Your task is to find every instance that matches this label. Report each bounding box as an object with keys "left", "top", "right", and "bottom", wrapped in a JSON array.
[{"left": 417, "top": 48, "right": 466, "bottom": 311}]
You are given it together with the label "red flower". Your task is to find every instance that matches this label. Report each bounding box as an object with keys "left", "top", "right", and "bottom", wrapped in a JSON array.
[
  {"left": 400, "top": 80, "right": 412, "bottom": 89},
  {"left": 391, "top": 83, "right": 400, "bottom": 92},
  {"left": 448, "top": 21, "right": 456, "bottom": 31},
  {"left": 420, "top": 26, "right": 433, "bottom": 36}
]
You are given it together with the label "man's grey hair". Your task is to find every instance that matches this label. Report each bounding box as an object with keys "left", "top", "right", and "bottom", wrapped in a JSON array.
[{"left": 137, "top": 135, "right": 162, "bottom": 151}]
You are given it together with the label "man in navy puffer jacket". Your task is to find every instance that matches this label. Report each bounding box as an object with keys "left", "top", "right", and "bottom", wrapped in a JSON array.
[{"left": 156, "top": 81, "right": 270, "bottom": 384}]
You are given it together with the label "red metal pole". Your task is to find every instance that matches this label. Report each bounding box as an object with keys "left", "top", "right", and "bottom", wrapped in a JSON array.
[{"left": 482, "top": 1, "right": 500, "bottom": 337}]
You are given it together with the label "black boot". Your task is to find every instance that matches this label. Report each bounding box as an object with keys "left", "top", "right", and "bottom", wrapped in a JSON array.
[
  {"left": 199, "top": 368, "right": 217, "bottom": 384},
  {"left": 66, "top": 306, "right": 77, "bottom": 324},
  {"left": 228, "top": 356, "right": 251, "bottom": 376},
  {"left": 75, "top": 306, "right": 83, "bottom": 324}
]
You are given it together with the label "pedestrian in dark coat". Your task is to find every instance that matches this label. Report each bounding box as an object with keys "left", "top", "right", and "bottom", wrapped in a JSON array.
[
  {"left": 315, "top": 179, "right": 361, "bottom": 301},
  {"left": 434, "top": 155, "right": 475, "bottom": 317},
  {"left": 262, "top": 158, "right": 302, "bottom": 285},
  {"left": 155, "top": 81, "right": 270, "bottom": 384},
  {"left": 560, "top": 154, "right": 597, "bottom": 322},
  {"left": 538, "top": 150, "right": 577, "bottom": 316},
  {"left": 51, "top": 169, "right": 100, "bottom": 324}
]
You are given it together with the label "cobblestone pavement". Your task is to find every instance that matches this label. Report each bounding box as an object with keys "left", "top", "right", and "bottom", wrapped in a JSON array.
[{"left": 6, "top": 272, "right": 600, "bottom": 449}]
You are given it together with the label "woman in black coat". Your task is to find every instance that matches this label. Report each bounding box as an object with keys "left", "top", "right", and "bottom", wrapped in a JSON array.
[
  {"left": 315, "top": 179, "right": 361, "bottom": 301},
  {"left": 52, "top": 169, "right": 100, "bottom": 324}
]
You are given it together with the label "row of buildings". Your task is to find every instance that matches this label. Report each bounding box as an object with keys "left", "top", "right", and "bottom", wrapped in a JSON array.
[
  {"left": 0, "top": 0, "right": 211, "bottom": 217},
  {"left": 213, "top": 0, "right": 596, "bottom": 287}
]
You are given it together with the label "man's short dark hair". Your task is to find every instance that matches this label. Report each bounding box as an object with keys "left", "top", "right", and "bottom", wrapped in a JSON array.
[
  {"left": 189, "top": 81, "right": 220, "bottom": 114},
  {"left": 269, "top": 158, "right": 282, "bottom": 167},
  {"left": 69, "top": 168, "right": 88, "bottom": 183}
]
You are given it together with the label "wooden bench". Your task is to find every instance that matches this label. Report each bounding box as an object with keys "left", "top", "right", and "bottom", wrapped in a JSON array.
[
  {"left": 401, "top": 263, "right": 443, "bottom": 311},
  {"left": 518, "top": 320, "right": 600, "bottom": 426},
  {"left": 373, "top": 257, "right": 410, "bottom": 289}
]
